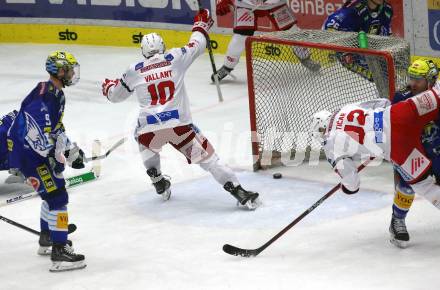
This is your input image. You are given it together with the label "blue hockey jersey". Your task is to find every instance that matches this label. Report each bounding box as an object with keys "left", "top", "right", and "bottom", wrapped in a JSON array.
[
  {"left": 7, "top": 81, "right": 68, "bottom": 169},
  {"left": 323, "top": 0, "right": 393, "bottom": 36},
  {"left": 0, "top": 110, "right": 18, "bottom": 170}
]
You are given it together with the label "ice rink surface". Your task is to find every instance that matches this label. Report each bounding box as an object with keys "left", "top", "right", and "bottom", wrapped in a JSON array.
[{"left": 0, "top": 44, "right": 439, "bottom": 290}]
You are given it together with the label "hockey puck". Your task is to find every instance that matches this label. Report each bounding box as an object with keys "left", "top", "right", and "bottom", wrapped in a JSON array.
[{"left": 273, "top": 173, "right": 282, "bottom": 179}]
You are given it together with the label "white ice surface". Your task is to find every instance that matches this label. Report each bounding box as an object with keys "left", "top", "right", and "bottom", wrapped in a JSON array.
[{"left": 0, "top": 44, "right": 439, "bottom": 290}]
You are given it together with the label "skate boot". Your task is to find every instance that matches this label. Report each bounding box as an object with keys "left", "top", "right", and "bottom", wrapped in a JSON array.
[
  {"left": 38, "top": 230, "right": 73, "bottom": 256},
  {"left": 38, "top": 230, "right": 52, "bottom": 256},
  {"left": 50, "top": 243, "right": 86, "bottom": 272},
  {"left": 389, "top": 215, "right": 410, "bottom": 248},
  {"left": 300, "top": 57, "right": 321, "bottom": 72},
  {"left": 224, "top": 182, "right": 260, "bottom": 210},
  {"left": 211, "top": 65, "right": 233, "bottom": 82},
  {"left": 147, "top": 168, "right": 171, "bottom": 201}
]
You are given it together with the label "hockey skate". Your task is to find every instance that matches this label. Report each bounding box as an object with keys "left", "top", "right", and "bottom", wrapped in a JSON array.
[
  {"left": 389, "top": 216, "right": 410, "bottom": 248},
  {"left": 50, "top": 243, "right": 86, "bottom": 272},
  {"left": 38, "top": 230, "right": 52, "bottom": 256},
  {"left": 37, "top": 228, "right": 76, "bottom": 256},
  {"left": 38, "top": 230, "right": 74, "bottom": 256},
  {"left": 211, "top": 65, "right": 233, "bottom": 82},
  {"left": 147, "top": 168, "right": 171, "bottom": 201},
  {"left": 224, "top": 182, "right": 260, "bottom": 210}
]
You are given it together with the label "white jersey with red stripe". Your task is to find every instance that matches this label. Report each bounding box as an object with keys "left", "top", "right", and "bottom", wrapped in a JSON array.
[
  {"left": 324, "top": 99, "right": 392, "bottom": 164},
  {"left": 323, "top": 99, "right": 392, "bottom": 192},
  {"left": 107, "top": 31, "right": 206, "bottom": 136},
  {"left": 236, "top": 0, "right": 286, "bottom": 10}
]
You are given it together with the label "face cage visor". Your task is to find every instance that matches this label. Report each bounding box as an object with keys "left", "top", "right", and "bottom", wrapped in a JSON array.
[{"left": 65, "top": 64, "right": 80, "bottom": 86}]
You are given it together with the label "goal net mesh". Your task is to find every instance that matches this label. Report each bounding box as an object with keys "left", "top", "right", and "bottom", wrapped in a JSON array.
[{"left": 247, "top": 29, "right": 410, "bottom": 170}]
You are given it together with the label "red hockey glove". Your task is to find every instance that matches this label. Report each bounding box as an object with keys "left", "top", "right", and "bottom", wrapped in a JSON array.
[
  {"left": 216, "top": 0, "right": 233, "bottom": 16},
  {"left": 102, "top": 78, "right": 119, "bottom": 97},
  {"left": 192, "top": 8, "right": 214, "bottom": 36}
]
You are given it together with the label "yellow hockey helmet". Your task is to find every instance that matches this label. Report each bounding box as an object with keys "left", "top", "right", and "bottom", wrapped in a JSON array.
[
  {"left": 45, "top": 51, "right": 80, "bottom": 87},
  {"left": 407, "top": 59, "right": 439, "bottom": 85}
]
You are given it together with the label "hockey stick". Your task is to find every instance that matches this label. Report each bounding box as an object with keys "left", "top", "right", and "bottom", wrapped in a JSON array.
[
  {"left": 0, "top": 215, "right": 77, "bottom": 236},
  {"left": 0, "top": 171, "right": 98, "bottom": 208},
  {"left": 223, "top": 157, "right": 374, "bottom": 257},
  {"left": 196, "top": 0, "right": 224, "bottom": 102},
  {"left": 84, "top": 137, "right": 126, "bottom": 162},
  {"left": 0, "top": 139, "right": 105, "bottom": 208}
]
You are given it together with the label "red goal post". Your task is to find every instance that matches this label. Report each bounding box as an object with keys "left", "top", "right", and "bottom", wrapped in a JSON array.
[{"left": 246, "top": 30, "right": 410, "bottom": 171}]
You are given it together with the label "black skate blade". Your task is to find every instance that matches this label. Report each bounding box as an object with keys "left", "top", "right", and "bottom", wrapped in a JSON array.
[{"left": 223, "top": 244, "right": 258, "bottom": 258}]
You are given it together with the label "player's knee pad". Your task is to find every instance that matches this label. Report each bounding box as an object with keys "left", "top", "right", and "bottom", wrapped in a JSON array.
[
  {"left": 42, "top": 187, "right": 68, "bottom": 211},
  {"left": 199, "top": 154, "right": 219, "bottom": 172}
]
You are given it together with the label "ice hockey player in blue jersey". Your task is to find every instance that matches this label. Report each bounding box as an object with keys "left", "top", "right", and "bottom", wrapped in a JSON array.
[
  {"left": 324, "top": 0, "right": 393, "bottom": 35},
  {"left": 0, "top": 110, "right": 18, "bottom": 171},
  {"left": 323, "top": 0, "right": 393, "bottom": 82},
  {"left": 389, "top": 59, "right": 440, "bottom": 248},
  {"left": 7, "top": 51, "right": 86, "bottom": 272},
  {"left": 0, "top": 110, "right": 26, "bottom": 184}
]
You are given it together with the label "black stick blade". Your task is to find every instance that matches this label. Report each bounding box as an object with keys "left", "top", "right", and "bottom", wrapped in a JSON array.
[
  {"left": 222, "top": 244, "right": 258, "bottom": 258},
  {"left": 68, "top": 223, "right": 77, "bottom": 234}
]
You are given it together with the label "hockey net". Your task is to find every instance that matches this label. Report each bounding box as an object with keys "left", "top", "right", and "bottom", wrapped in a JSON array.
[{"left": 247, "top": 29, "right": 410, "bottom": 170}]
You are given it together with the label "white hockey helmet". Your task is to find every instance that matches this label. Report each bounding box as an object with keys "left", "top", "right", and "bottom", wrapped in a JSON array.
[
  {"left": 310, "top": 110, "right": 332, "bottom": 139},
  {"left": 141, "top": 33, "right": 165, "bottom": 59}
]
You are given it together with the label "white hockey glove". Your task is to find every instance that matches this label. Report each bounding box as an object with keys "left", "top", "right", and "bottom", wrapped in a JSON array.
[{"left": 102, "top": 78, "right": 119, "bottom": 98}]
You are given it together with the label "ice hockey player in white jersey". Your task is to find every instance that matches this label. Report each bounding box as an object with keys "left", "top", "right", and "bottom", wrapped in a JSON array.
[
  {"left": 310, "top": 80, "right": 440, "bottom": 242},
  {"left": 214, "top": 0, "right": 320, "bottom": 82},
  {"left": 102, "top": 9, "right": 260, "bottom": 210}
]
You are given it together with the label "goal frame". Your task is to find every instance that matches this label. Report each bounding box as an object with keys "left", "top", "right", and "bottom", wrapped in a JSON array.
[{"left": 246, "top": 35, "right": 397, "bottom": 171}]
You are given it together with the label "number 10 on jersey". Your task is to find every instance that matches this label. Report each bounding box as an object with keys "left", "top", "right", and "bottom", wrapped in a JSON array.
[{"left": 148, "top": 80, "right": 175, "bottom": 106}]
